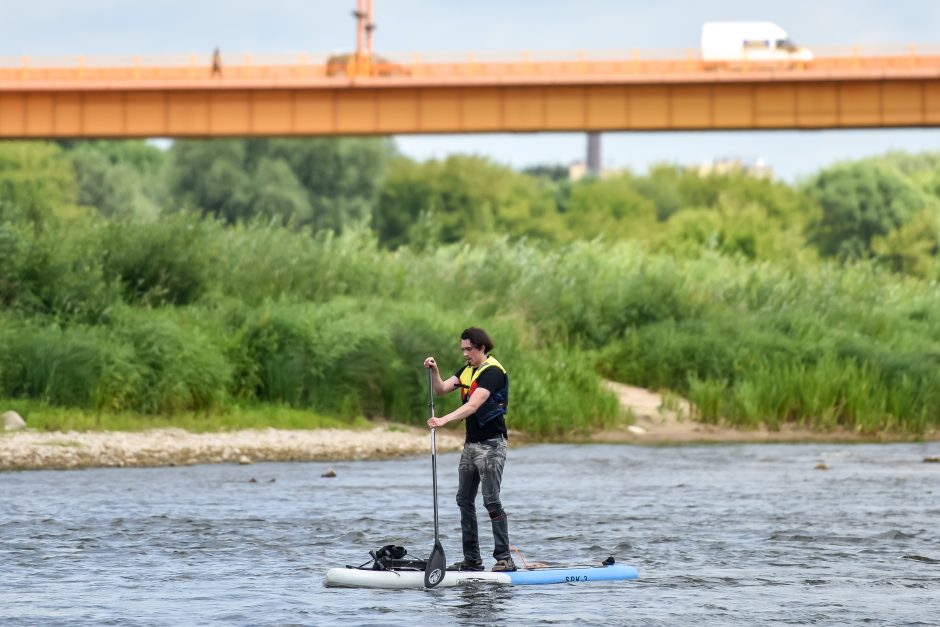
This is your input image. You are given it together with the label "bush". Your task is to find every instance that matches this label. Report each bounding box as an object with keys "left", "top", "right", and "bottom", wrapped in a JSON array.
[
  {"left": 100, "top": 213, "right": 217, "bottom": 306},
  {"left": 109, "top": 308, "right": 231, "bottom": 413},
  {"left": 0, "top": 219, "right": 118, "bottom": 323},
  {"left": 0, "top": 321, "right": 138, "bottom": 410}
]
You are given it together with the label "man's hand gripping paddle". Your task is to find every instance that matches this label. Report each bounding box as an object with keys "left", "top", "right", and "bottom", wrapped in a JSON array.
[{"left": 424, "top": 367, "right": 446, "bottom": 589}]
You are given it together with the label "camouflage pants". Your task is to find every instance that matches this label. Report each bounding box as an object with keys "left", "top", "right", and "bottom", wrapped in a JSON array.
[{"left": 455, "top": 436, "right": 510, "bottom": 561}]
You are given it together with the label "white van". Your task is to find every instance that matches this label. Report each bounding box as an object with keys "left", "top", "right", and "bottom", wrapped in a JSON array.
[{"left": 701, "top": 21, "right": 813, "bottom": 66}]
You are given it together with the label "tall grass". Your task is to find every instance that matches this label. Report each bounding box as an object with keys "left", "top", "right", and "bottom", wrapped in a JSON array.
[
  {"left": 5, "top": 399, "right": 366, "bottom": 432},
  {"left": 1, "top": 220, "right": 937, "bottom": 435}
]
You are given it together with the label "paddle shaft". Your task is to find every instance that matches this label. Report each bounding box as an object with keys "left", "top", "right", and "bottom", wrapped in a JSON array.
[{"left": 428, "top": 368, "right": 440, "bottom": 543}]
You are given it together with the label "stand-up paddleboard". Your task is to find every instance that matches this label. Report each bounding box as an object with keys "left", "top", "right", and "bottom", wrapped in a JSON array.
[
  {"left": 325, "top": 562, "right": 638, "bottom": 589},
  {"left": 324, "top": 548, "right": 638, "bottom": 589}
]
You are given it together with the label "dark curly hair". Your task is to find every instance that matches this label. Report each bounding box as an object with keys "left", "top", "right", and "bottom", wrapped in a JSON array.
[{"left": 460, "top": 327, "right": 494, "bottom": 353}]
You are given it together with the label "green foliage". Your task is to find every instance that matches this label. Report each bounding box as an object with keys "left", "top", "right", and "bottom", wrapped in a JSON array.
[
  {"left": 9, "top": 399, "right": 362, "bottom": 432},
  {"left": 858, "top": 150, "right": 940, "bottom": 190},
  {"left": 562, "top": 174, "right": 657, "bottom": 239},
  {"left": 168, "top": 140, "right": 255, "bottom": 221},
  {"left": 109, "top": 307, "right": 231, "bottom": 413},
  {"left": 58, "top": 140, "right": 166, "bottom": 176},
  {"left": 0, "top": 321, "right": 138, "bottom": 409},
  {"left": 251, "top": 157, "right": 313, "bottom": 226},
  {"left": 806, "top": 161, "right": 931, "bottom": 260},
  {"left": 510, "top": 349, "right": 620, "bottom": 436},
  {"left": 652, "top": 203, "right": 814, "bottom": 262},
  {"left": 0, "top": 218, "right": 118, "bottom": 323},
  {"left": 167, "top": 138, "right": 393, "bottom": 231},
  {"left": 2, "top": 139, "right": 939, "bottom": 436},
  {"left": 0, "top": 309, "right": 229, "bottom": 414},
  {"left": 507, "top": 240, "right": 696, "bottom": 346},
  {"left": 263, "top": 138, "right": 394, "bottom": 232},
  {"left": 871, "top": 208, "right": 940, "bottom": 279},
  {"left": 212, "top": 223, "right": 396, "bottom": 304},
  {"left": 634, "top": 164, "right": 807, "bottom": 222},
  {"left": 100, "top": 212, "right": 217, "bottom": 306},
  {"left": 0, "top": 142, "right": 75, "bottom": 232},
  {"left": 69, "top": 145, "right": 160, "bottom": 220},
  {"left": 223, "top": 300, "right": 407, "bottom": 419},
  {"left": 522, "top": 164, "right": 570, "bottom": 182},
  {"left": 375, "top": 155, "right": 561, "bottom": 249},
  {"left": 594, "top": 256, "right": 940, "bottom": 433}
]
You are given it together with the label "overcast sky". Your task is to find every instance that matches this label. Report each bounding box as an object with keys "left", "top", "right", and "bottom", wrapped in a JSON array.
[{"left": 3, "top": 0, "right": 940, "bottom": 180}]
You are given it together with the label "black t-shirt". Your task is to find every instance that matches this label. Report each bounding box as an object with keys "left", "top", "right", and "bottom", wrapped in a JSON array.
[{"left": 454, "top": 364, "right": 508, "bottom": 443}]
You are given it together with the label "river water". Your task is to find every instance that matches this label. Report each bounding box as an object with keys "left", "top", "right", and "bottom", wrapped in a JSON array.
[{"left": 1, "top": 442, "right": 938, "bottom": 626}]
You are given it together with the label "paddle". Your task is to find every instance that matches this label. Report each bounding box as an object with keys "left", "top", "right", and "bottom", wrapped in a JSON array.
[{"left": 424, "top": 367, "right": 446, "bottom": 588}]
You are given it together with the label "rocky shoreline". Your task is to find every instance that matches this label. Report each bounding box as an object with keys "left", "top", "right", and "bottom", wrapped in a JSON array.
[
  {"left": 0, "top": 427, "right": 465, "bottom": 472},
  {"left": 3, "top": 381, "right": 937, "bottom": 471},
  {"left": 5, "top": 422, "right": 937, "bottom": 472}
]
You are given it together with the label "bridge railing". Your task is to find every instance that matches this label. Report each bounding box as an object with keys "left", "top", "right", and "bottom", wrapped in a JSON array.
[{"left": 2, "top": 46, "right": 940, "bottom": 83}]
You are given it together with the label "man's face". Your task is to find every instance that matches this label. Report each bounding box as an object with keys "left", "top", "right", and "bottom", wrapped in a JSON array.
[{"left": 460, "top": 340, "right": 485, "bottom": 367}]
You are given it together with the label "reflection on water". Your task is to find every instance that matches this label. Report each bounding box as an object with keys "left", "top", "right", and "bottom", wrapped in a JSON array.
[
  {"left": 447, "top": 582, "right": 513, "bottom": 623},
  {"left": 1, "top": 442, "right": 939, "bottom": 626}
]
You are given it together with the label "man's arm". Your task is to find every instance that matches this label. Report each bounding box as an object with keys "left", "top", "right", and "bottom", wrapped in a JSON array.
[
  {"left": 428, "top": 387, "right": 491, "bottom": 429},
  {"left": 423, "top": 356, "right": 462, "bottom": 396},
  {"left": 437, "top": 375, "right": 461, "bottom": 395}
]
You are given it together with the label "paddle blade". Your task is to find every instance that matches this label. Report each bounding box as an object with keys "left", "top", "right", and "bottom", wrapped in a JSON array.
[{"left": 424, "top": 540, "right": 446, "bottom": 588}]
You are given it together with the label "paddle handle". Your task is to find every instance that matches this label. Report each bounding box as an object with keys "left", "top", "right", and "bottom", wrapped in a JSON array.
[{"left": 427, "top": 366, "right": 436, "bottom": 418}]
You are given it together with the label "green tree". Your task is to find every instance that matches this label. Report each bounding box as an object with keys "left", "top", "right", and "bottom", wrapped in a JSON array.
[
  {"left": 564, "top": 174, "right": 657, "bottom": 240},
  {"left": 264, "top": 138, "right": 394, "bottom": 232},
  {"left": 634, "top": 163, "right": 809, "bottom": 224},
  {"left": 864, "top": 150, "right": 940, "bottom": 189},
  {"left": 375, "top": 155, "right": 559, "bottom": 249},
  {"left": 871, "top": 208, "right": 940, "bottom": 278},
  {"left": 654, "top": 202, "right": 814, "bottom": 262},
  {"left": 168, "top": 140, "right": 254, "bottom": 222},
  {"left": 0, "top": 218, "right": 117, "bottom": 323},
  {"left": 59, "top": 140, "right": 166, "bottom": 176},
  {"left": 168, "top": 138, "right": 392, "bottom": 231},
  {"left": 0, "top": 142, "right": 75, "bottom": 233},
  {"left": 70, "top": 148, "right": 159, "bottom": 220},
  {"left": 101, "top": 213, "right": 217, "bottom": 306},
  {"left": 522, "top": 164, "right": 570, "bottom": 182},
  {"left": 634, "top": 164, "right": 684, "bottom": 220},
  {"left": 806, "top": 162, "right": 929, "bottom": 260},
  {"left": 373, "top": 157, "right": 434, "bottom": 248},
  {"left": 251, "top": 157, "right": 313, "bottom": 226}
]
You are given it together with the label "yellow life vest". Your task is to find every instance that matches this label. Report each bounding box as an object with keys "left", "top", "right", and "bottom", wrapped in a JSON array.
[{"left": 458, "top": 356, "right": 509, "bottom": 424}]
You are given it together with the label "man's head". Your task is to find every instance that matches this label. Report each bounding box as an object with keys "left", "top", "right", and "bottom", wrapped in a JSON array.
[{"left": 460, "top": 327, "right": 493, "bottom": 368}]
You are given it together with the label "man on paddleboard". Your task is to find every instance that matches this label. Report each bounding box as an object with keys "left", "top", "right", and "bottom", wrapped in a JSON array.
[{"left": 424, "top": 327, "right": 516, "bottom": 573}]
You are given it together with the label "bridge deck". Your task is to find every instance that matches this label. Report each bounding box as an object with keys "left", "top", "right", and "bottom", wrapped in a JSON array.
[{"left": 2, "top": 51, "right": 939, "bottom": 137}]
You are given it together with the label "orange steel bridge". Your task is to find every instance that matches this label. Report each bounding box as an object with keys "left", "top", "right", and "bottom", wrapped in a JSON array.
[{"left": 2, "top": 46, "right": 940, "bottom": 138}]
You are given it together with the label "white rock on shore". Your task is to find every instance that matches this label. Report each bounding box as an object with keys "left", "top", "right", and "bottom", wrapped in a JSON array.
[
  {"left": 0, "top": 427, "right": 464, "bottom": 471},
  {"left": 3, "top": 411, "right": 26, "bottom": 431}
]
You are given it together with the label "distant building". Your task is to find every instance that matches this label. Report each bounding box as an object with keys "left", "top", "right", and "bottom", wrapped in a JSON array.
[
  {"left": 567, "top": 156, "right": 773, "bottom": 182},
  {"left": 568, "top": 161, "right": 627, "bottom": 181},
  {"left": 695, "top": 156, "right": 774, "bottom": 179},
  {"left": 569, "top": 161, "right": 588, "bottom": 181}
]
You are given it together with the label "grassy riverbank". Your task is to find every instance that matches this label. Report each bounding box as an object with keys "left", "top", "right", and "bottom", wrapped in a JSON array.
[
  {"left": 2, "top": 400, "right": 369, "bottom": 433},
  {"left": 2, "top": 232, "right": 937, "bottom": 436}
]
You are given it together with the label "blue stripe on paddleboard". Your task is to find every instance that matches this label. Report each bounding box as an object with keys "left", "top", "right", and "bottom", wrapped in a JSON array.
[{"left": 507, "top": 564, "right": 638, "bottom": 585}]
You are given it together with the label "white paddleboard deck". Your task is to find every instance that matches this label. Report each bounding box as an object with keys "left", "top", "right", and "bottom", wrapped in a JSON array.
[{"left": 324, "top": 564, "right": 638, "bottom": 589}]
